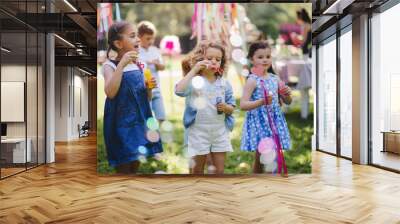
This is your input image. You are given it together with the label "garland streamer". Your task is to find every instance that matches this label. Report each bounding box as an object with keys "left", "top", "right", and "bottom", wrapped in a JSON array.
[{"left": 190, "top": 3, "right": 198, "bottom": 39}]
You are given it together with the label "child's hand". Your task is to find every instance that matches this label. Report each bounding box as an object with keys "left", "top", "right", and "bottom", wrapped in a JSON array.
[
  {"left": 216, "top": 102, "right": 227, "bottom": 114},
  {"left": 147, "top": 59, "right": 160, "bottom": 65},
  {"left": 266, "top": 94, "right": 273, "bottom": 105},
  {"left": 121, "top": 51, "right": 138, "bottom": 67},
  {"left": 145, "top": 77, "right": 157, "bottom": 89},
  {"left": 193, "top": 60, "right": 210, "bottom": 73},
  {"left": 258, "top": 95, "right": 272, "bottom": 106},
  {"left": 279, "top": 86, "right": 292, "bottom": 98}
]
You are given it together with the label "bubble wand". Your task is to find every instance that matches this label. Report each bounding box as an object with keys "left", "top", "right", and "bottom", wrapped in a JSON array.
[
  {"left": 258, "top": 76, "right": 288, "bottom": 177},
  {"left": 260, "top": 80, "right": 288, "bottom": 176}
]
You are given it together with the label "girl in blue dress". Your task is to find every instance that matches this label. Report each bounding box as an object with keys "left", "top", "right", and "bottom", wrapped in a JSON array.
[
  {"left": 102, "top": 21, "right": 163, "bottom": 174},
  {"left": 240, "top": 42, "right": 292, "bottom": 173}
]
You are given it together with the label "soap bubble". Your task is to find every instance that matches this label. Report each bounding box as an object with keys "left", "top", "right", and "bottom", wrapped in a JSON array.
[
  {"left": 160, "top": 132, "right": 173, "bottom": 143},
  {"left": 230, "top": 34, "right": 243, "bottom": 47},
  {"left": 237, "top": 162, "right": 250, "bottom": 173},
  {"left": 138, "top": 146, "right": 147, "bottom": 155},
  {"left": 207, "top": 165, "right": 216, "bottom": 174},
  {"left": 232, "top": 49, "right": 245, "bottom": 62},
  {"left": 192, "top": 76, "right": 205, "bottom": 89},
  {"left": 146, "top": 130, "right": 160, "bottom": 142},
  {"left": 264, "top": 161, "right": 277, "bottom": 173},
  {"left": 242, "top": 69, "right": 249, "bottom": 77},
  {"left": 161, "top": 121, "right": 173, "bottom": 132},
  {"left": 260, "top": 151, "right": 276, "bottom": 165},
  {"left": 239, "top": 57, "right": 248, "bottom": 66},
  {"left": 138, "top": 155, "right": 147, "bottom": 163},
  {"left": 150, "top": 161, "right": 157, "bottom": 168},
  {"left": 146, "top": 118, "right": 159, "bottom": 131},
  {"left": 154, "top": 153, "right": 163, "bottom": 161},
  {"left": 258, "top": 138, "right": 277, "bottom": 154}
]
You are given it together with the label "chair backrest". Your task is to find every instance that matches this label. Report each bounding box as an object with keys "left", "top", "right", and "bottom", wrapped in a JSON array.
[{"left": 82, "top": 121, "right": 90, "bottom": 129}]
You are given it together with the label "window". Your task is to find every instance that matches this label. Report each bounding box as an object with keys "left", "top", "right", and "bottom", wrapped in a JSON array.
[
  {"left": 318, "top": 36, "right": 337, "bottom": 154},
  {"left": 0, "top": 0, "right": 46, "bottom": 179},
  {"left": 339, "top": 28, "right": 352, "bottom": 158},
  {"left": 371, "top": 3, "right": 400, "bottom": 171}
]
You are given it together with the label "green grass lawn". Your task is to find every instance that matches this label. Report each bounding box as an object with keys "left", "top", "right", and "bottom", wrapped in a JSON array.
[
  {"left": 97, "top": 58, "right": 313, "bottom": 174},
  {"left": 97, "top": 100, "right": 313, "bottom": 174}
]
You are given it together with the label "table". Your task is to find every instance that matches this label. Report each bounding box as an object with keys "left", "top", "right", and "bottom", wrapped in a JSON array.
[
  {"left": 275, "top": 59, "right": 312, "bottom": 119},
  {"left": 382, "top": 131, "right": 400, "bottom": 154},
  {"left": 1, "top": 138, "right": 31, "bottom": 164}
]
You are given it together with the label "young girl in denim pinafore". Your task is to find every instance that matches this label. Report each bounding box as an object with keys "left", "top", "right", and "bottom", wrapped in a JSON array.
[
  {"left": 102, "top": 21, "right": 163, "bottom": 174},
  {"left": 240, "top": 41, "right": 292, "bottom": 174}
]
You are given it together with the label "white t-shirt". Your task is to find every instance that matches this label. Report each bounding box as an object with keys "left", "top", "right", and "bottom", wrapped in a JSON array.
[
  {"left": 139, "top": 46, "right": 163, "bottom": 93},
  {"left": 139, "top": 46, "right": 163, "bottom": 76},
  {"left": 191, "top": 77, "right": 226, "bottom": 125},
  {"left": 101, "top": 60, "right": 147, "bottom": 77}
]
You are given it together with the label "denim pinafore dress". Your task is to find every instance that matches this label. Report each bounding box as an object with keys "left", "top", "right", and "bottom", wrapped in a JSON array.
[{"left": 103, "top": 60, "right": 163, "bottom": 167}]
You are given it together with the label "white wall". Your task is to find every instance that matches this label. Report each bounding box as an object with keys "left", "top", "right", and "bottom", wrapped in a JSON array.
[
  {"left": 72, "top": 73, "right": 89, "bottom": 138},
  {"left": 54, "top": 66, "right": 68, "bottom": 141},
  {"left": 54, "top": 67, "right": 89, "bottom": 141}
]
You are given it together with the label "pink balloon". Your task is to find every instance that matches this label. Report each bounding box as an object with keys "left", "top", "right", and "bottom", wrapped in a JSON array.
[{"left": 258, "top": 138, "right": 277, "bottom": 154}]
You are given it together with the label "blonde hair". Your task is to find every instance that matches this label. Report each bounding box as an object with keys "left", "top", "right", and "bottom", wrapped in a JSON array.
[{"left": 181, "top": 40, "right": 227, "bottom": 76}]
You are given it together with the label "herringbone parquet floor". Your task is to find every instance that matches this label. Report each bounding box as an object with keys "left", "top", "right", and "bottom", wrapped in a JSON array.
[{"left": 0, "top": 135, "right": 399, "bottom": 224}]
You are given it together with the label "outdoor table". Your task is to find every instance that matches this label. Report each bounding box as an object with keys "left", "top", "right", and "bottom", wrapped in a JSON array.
[{"left": 275, "top": 59, "right": 312, "bottom": 119}]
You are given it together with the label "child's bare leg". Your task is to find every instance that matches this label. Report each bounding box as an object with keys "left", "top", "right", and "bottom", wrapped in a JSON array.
[
  {"left": 130, "top": 161, "right": 140, "bottom": 173},
  {"left": 192, "top": 155, "right": 207, "bottom": 174},
  {"left": 206, "top": 154, "right": 214, "bottom": 173},
  {"left": 211, "top": 152, "right": 226, "bottom": 174},
  {"left": 253, "top": 150, "right": 263, "bottom": 174},
  {"left": 189, "top": 157, "right": 194, "bottom": 174}
]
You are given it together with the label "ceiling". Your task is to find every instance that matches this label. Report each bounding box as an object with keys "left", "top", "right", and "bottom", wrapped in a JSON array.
[
  {"left": 2, "top": 0, "right": 394, "bottom": 74},
  {"left": 0, "top": 0, "right": 98, "bottom": 75},
  {"left": 311, "top": 0, "right": 390, "bottom": 43}
]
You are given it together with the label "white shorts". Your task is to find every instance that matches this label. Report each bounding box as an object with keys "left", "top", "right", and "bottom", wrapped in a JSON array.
[{"left": 187, "top": 122, "right": 233, "bottom": 157}]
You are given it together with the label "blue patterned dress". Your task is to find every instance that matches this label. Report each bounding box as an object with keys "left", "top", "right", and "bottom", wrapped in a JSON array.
[{"left": 241, "top": 73, "right": 291, "bottom": 151}]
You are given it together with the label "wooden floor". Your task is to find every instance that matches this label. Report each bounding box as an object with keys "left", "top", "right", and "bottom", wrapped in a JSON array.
[
  {"left": 1, "top": 167, "right": 26, "bottom": 178},
  {"left": 0, "top": 135, "right": 400, "bottom": 224},
  {"left": 372, "top": 151, "right": 400, "bottom": 171}
]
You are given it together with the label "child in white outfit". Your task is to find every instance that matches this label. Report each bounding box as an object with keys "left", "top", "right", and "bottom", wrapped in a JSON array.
[{"left": 175, "top": 41, "right": 235, "bottom": 174}]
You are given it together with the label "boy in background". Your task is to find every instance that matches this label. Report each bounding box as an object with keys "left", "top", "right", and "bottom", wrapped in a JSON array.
[{"left": 138, "top": 21, "right": 166, "bottom": 123}]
